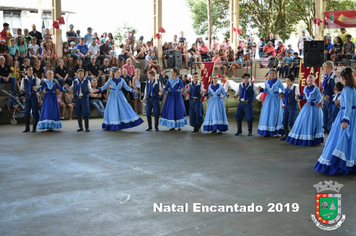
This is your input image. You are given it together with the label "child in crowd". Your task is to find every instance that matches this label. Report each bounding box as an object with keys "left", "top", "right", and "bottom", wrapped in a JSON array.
[
  {"left": 141, "top": 70, "right": 162, "bottom": 131},
  {"left": 283, "top": 52, "right": 293, "bottom": 78},
  {"left": 280, "top": 74, "right": 299, "bottom": 140},
  {"left": 110, "top": 45, "right": 118, "bottom": 66},
  {"left": 132, "top": 68, "right": 142, "bottom": 114},
  {"left": 276, "top": 54, "right": 284, "bottom": 78},
  {"left": 56, "top": 88, "right": 66, "bottom": 120},
  {"left": 317, "top": 61, "right": 339, "bottom": 134},
  {"left": 69, "top": 41, "right": 77, "bottom": 65},
  {"left": 118, "top": 44, "right": 125, "bottom": 67},
  {"left": 28, "top": 38, "right": 42, "bottom": 63},
  {"left": 233, "top": 73, "right": 258, "bottom": 136},
  {"left": 203, "top": 73, "right": 230, "bottom": 133},
  {"left": 228, "top": 50, "right": 243, "bottom": 77},
  {"left": 10, "top": 61, "right": 21, "bottom": 92},
  {"left": 64, "top": 90, "right": 75, "bottom": 120},
  {"left": 187, "top": 72, "right": 205, "bottom": 132},
  {"left": 257, "top": 68, "right": 285, "bottom": 137},
  {"left": 63, "top": 42, "right": 73, "bottom": 70},
  {"left": 286, "top": 75, "right": 324, "bottom": 146},
  {"left": 8, "top": 38, "right": 19, "bottom": 64},
  {"left": 332, "top": 82, "right": 344, "bottom": 123}
]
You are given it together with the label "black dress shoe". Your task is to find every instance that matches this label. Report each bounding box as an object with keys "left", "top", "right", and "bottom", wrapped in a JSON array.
[
  {"left": 77, "top": 128, "right": 83, "bottom": 132},
  {"left": 192, "top": 129, "right": 197, "bottom": 132},
  {"left": 23, "top": 128, "right": 30, "bottom": 133},
  {"left": 155, "top": 128, "right": 159, "bottom": 131},
  {"left": 146, "top": 127, "right": 152, "bottom": 131},
  {"left": 211, "top": 130, "right": 217, "bottom": 133},
  {"left": 169, "top": 128, "right": 175, "bottom": 131},
  {"left": 178, "top": 128, "right": 181, "bottom": 131},
  {"left": 247, "top": 131, "right": 252, "bottom": 136},
  {"left": 85, "top": 128, "right": 90, "bottom": 132},
  {"left": 235, "top": 131, "right": 242, "bottom": 136}
]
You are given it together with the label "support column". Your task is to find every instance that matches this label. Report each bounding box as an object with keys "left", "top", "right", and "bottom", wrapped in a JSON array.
[
  {"left": 52, "top": 0, "right": 63, "bottom": 58},
  {"left": 230, "top": 0, "right": 239, "bottom": 51},
  {"left": 153, "top": 0, "right": 162, "bottom": 59},
  {"left": 314, "top": 0, "right": 325, "bottom": 40}
]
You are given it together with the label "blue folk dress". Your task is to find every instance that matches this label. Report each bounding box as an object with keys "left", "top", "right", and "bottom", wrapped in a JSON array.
[
  {"left": 159, "top": 78, "right": 188, "bottom": 128},
  {"left": 314, "top": 86, "right": 356, "bottom": 175},
  {"left": 99, "top": 77, "right": 143, "bottom": 130},
  {"left": 286, "top": 85, "right": 324, "bottom": 146},
  {"left": 257, "top": 78, "right": 285, "bottom": 136},
  {"left": 37, "top": 79, "right": 64, "bottom": 130},
  {"left": 203, "top": 83, "right": 229, "bottom": 132}
]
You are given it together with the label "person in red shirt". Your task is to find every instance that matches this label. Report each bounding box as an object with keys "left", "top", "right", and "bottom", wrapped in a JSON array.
[
  {"left": 0, "top": 23, "right": 13, "bottom": 46},
  {"left": 260, "top": 42, "right": 275, "bottom": 68},
  {"left": 122, "top": 58, "right": 135, "bottom": 77},
  {"left": 198, "top": 42, "right": 210, "bottom": 61}
]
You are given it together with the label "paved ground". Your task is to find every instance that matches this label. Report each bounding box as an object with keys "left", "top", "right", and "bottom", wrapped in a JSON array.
[{"left": 1, "top": 116, "right": 355, "bottom": 236}]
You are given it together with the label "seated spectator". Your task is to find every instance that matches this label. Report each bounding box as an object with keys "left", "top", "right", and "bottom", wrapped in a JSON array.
[
  {"left": 64, "top": 90, "right": 74, "bottom": 120},
  {"left": 0, "top": 39, "right": 11, "bottom": 65},
  {"left": 172, "top": 35, "right": 179, "bottom": 48},
  {"left": 43, "top": 28, "right": 52, "bottom": 40},
  {"left": 134, "top": 40, "right": 146, "bottom": 60},
  {"left": 66, "top": 24, "right": 77, "bottom": 44},
  {"left": 93, "top": 32, "right": 100, "bottom": 44},
  {"left": 228, "top": 49, "right": 243, "bottom": 77},
  {"left": 33, "top": 59, "right": 44, "bottom": 83},
  {"left": 100, "top": 32, "right": 107, "bottom": 45},
  {"left": 87, "top": 56, "right": 102, "bottom": 86},
  {"left": 16, "top": 36, "right": 28, "bottom": 64},
  {"left": 331, "top": 36, "right": 343, "bottom": 64},
  {"left": 174, "top": 41, "right": 188, "bottom": 68},
  {"left": 276, "top": 41, "right": 286, "bottom": 58},
  {"left": 76, "top": 37, "right": 90, "bottom": 64},
  {"left": 88, "top": 38, "right": 100, "bottom": 60},
  {"left": 260, "top": 41, "right": 275, "bottom": 68},
  {"left": 28, "top": 37, "right": 42, "bottom": 64},
  {"left": 222, "top": 37, "right": 229, "bottom": 50},
  {"left": 227, "top": 46, "right": 234, "bottom": 62},
  {"left": 99, "top": 39, "right": 111, "bottom": 65},
  {"left": 276, "top": 54, "right": 284, "bottom": 78},
  {"left": 218, "top": 44, "right": 228, "bottom": 62},
  {"left": 198, "top": 42, "right": 210, "bottom": 61},
  {"left": 89, "top": 78, "right": 105, "bottom": 117},
  {"left": 258, "top": 38, "right": 266, "bottom": 59},
  {"left": 188, "top": 43, "right": 201, "bottom": 69},
  {"left": 69, "top": 41, "right": 77, "bottom": 64},
  {"left": 73, "top": 59, "right": 89, "bottom": 79},
  {"left": 146, "top": 51, "right": 161, "bottom": 73},
  {"left": 283, "top": 51, "right": 293, "bottom": 78},
  {"left": 55, "top": 58, "right": 72, "bottom": 86},
  {"left": 20, "top": 58, "right": 30, "bottom": 78},
  {"left": 123, "top": 58, "right": 135, "bottom": 77},
  {"left": 98, "top": 58, "right": 111, "bottom": 83},
  {"left": 212, "top": 52, "right": 226, "bottom": 75},
  {"left": 109, "top": 45, "right": 118, "bottom": 66},
  {"left": 159, "top": 69, "right": 169, "bottom": 88},
  {"left": 285, "top": 44, "right": 294, "bottom": 57},
  {"left": 289, "top": 52, "right": 301, "bottom": 76},
  {"left": 55, "top": 88, "right": 66, "bottom": 120},
  {"left": 75, "top": 30, "right": 81, "bottom": 45},
  {"left": 41, "top": 36, "right": 56, "bottom": 65},
  {"left": 10, "top": 60, "right": 21, "bottom": 92},
  {"left": 62, "top": 41, "right": 73, "bottom": 70},
  {"left": 161, "top": 41, "right": 169, "bottom": 68},
  {"left": 43, "top": 60, "right": 54, "bottom": 74},
  {"left": 8, "top": 38, "right": 19, "bottom": 65},
  {"left": 324, "top": 36, "right": 333, "bottom": 62},
  {"left": 0, "top": 55, "right": 17, "bottom": 93}
]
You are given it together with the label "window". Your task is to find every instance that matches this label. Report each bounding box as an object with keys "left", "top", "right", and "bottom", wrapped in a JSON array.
[{"left": 3, "top": 11, "right": 22, "bottom": 30}]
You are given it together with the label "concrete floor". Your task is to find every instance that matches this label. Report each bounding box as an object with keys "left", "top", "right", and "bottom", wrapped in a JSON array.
[{"left": 1, "top": 116, "right": 355, "bottom": 236}]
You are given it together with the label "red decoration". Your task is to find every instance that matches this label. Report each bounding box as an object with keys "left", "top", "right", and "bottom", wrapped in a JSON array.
[
  {"left": 52, "top": 21, "right": 59, "bottom": 29},
  {"left": 159, "top": 27, "right": 166, "bottom": 33},
  {"left": 58, "top": 17, "right": 65, "bottom": 25},
  {"left": 155, "top": 33, "right": 161, "bottom": 39},
  {"left": 313, "top": 17, "right": 322, "bottom": 26},
  {"left": 233, "top": 27, "right": 237, "bottom": 33},
  {"left": 237, "top": 29, "right": 242, "bottom": 35}
]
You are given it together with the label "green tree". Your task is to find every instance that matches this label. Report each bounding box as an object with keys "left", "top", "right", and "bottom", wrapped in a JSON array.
[{"left": 114, "top": 22, "right": 137, "bottom": 45}]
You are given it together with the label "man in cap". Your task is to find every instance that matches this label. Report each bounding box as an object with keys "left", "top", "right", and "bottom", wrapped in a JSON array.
[
  {"left": 66, "top": 24, "right": 78, "bottom": 44},
  {"left": 297, "top": 29, "right": 313, "bottom": 56},
  {"left": 84, "top": 27, "right": 94, "bottom": 46}
]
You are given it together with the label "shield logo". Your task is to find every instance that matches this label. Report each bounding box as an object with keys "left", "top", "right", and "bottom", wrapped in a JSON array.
[{"left": 315, "top": 193, "right": 342, "bottom": 225}]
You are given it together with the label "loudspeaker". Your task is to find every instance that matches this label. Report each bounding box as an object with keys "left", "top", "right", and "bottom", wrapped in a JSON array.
[
  {"left": 167, "top": 50, "right": 182, "bottom": 68},
  {"left": 304, "top": 41, "right": 324, "bottom": 67}
]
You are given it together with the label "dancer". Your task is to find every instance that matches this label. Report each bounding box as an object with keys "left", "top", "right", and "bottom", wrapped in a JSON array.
[
  {"left": 36, "top": 71, "right": 66, "bottom": 131},
  {"left": 203, "top": 74, "right": 230, "bottom": 133},
  {"left": 141, "top": 70, "right": 162, "bottom": 131},
  {"left": 187, "top": 72, "right": 205, "bottom": 132},
  {"left": 286, "top": 75, "right": 324, "bottom": 146},
  {"left": 314, "top": 67, "right": 356, "bottom": 175},
  {"left": 21, "top": 65, "right": 40, "bottom": 133},
  {"left": 66, "top": 69, "right": 95, "bottom": 132},
  {"left": 233, "top": 73, "right": 258, "bottom": 136},
  {"left": 158, "top": 68, "right": 188, "bottom": 130},
  {"left": 97, "top": 67, "right": 143, "bottom": 131},
  {"left": 280, "top": 74, "right": 299, "bottom": 140},
  {"left": 317, "top": 61, "right": 338, "bottom": 134},
  {"left": 257, "top": 68, "right": 285, "bottom": 137}
]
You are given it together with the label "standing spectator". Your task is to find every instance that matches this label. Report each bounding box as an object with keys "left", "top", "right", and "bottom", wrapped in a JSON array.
[
  {"left": 76, "top": 37, "right": 90, "bottom": 64},
  {"left": 324, "top": 36, "right": 333, "bottom": 62},
  {"left": 88, "top": 38, "right": 100, "bottom": 60},
  {"left": 172, "top": 35, "right": 179, "bottom": 48},
  {"left": 331, "top": 36, "right": 343, "bottom": 64},
  {"left": 84, "top": 27, "right": 94, "bottom": 46},
  {"left": 87, "top": 56, "right": 102, "bottom": 86},
  {"left": 29, "top": 24, "right": 43, "bottom": 46},
  {"left": 98, "top": 58, "right": 111, "bottom": 83},
  {"left": 55, "top": 88, "right": 66, "bottom": 120},
  {"left": 198, "top": 42, "right": 210, "bottom": 61},
  {"left": 1, "top": 23, "right": 13, "bottom": 46},
  {"left": 123, "top": 58, "right": 135, "bottom": 77},
  {"left": 266, "top": 33, "right": 275, "bottom": 47},
  {"left": 338, "top": 28, "right": 348, "bottom": 44},
  {"left": 55, "top": 58, "right": 72, "bottom": 86},
  {"left": 75, "top": 30, "right": 81, "bottom": 45},
  {"left": 89, "top": 78, "right": 105, "bottom": 117},
  {"left": 0, "top": 55, "right": 17, "bottom": 93},
  {"left": 339, "top": 35, "right": 355, "bottom": 65},
  {"left": 297, "top": 29, "right": 313, "bottom": 56},
  {"left": 179, "top": 31, "right": 186, "bottom": 43},
  {"left": 131, "top": 68, "right": 142, "bottom": 114},
  {"left": 66, "top": 24, "right": 77, "bottom": 44}
]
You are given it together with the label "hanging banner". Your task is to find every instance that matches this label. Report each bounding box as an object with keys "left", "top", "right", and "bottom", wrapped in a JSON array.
[
  {"left": 298, "top": 62, "right": 322, "bottom": 108},
  {"left": 200, "top": 62, "right": 215, "bottom": 102},
  {"left": 324, "top": 10, "right": 356, "bottom": 29}
]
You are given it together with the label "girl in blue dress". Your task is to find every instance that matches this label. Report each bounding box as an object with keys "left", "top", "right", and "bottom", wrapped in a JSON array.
[
  {"left": 257, "top": 69, "right": 285, "bottom": 137},
  {"left": 314, "top": 67, "right": 356, "bottom": 175},
  {"left": 36, "top": 70, "right": 66, "bottom": 131},
  {"left": 286, "top": 75, "right": 324, "bottom": 146},
  {"left": 159, "top": 68, "right": 188, "bottom": 130},
  {"left": 97, "top": 67, "right": 143, "bottom": 131},
  {"left": 203, "top": 74, "right": 230, "bottom": 133}
]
